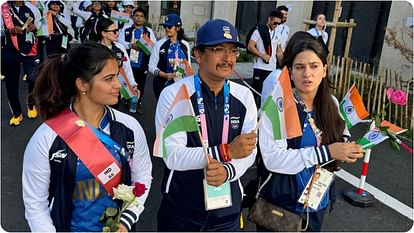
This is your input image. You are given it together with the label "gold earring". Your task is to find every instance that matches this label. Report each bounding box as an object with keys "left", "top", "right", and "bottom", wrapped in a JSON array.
[{"left": 82, "top": 91, "right": 86, "bottom": 95}]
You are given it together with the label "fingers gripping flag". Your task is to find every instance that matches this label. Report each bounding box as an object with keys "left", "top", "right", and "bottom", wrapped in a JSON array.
[
  {"left": 340, "top": 84, "right": 370, "bottom": 129},
  {"left": 260, "top": 67, "right": 302, "bottom": 140},
  {"left": 153, "top": 84, "right": 199, "bottom": 158}
]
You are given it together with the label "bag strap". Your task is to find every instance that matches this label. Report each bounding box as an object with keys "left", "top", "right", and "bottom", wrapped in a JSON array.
[{"left": 45, "top": 108, "right": 122, "bottom": 195}]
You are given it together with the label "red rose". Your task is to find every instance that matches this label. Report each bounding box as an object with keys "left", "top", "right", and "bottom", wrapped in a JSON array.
[{"left": 133, "top": 182, "right": 146, "bottom": 197}]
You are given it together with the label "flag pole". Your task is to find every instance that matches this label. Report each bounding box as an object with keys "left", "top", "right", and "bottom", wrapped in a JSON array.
[
  {"left": 185, "top": 87, "right": 211, "bottom": 164},
  {"left": 343, "top": 120, "right": 376, "bottom": 207}
]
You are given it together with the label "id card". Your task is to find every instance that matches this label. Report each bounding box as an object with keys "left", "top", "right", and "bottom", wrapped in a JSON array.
[
  {"left": 25, "top": 32, "right": 33, "bottom": 43},
  {"left": 61, "top": 35, "right": 68, "bottom": 49},
  {"left": 298, "top": 167, "right": 334, "bottom": 210},
  {"left": 203, "top": 179, "right": 232, "bottom": 210}
]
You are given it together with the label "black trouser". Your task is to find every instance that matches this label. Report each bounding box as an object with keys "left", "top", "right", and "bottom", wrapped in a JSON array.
[
  {"left": 132, "top": 67, "right": 147, "bottom": 106},
  {"left": 251, "top": 68, "right": 272, "bottom": 108},
  {"left": 2, "top": 48, "right": 39, "bottom": 116}
]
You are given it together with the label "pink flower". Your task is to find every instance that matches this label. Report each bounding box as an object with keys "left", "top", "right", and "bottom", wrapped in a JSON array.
[
  {"left": 133, "top": 182, "right": 146, "bottom": 197},
  {"left": 386, "top": 88, "right": 408, "bottom": 106}
]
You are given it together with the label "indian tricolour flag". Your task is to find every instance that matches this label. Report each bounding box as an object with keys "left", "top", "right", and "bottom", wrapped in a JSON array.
[
  {"left": 118, "top": 67, "right": 137, "bottom": 100},
  {"left": 340, "top": 84, "right": 370, "bottom": 129},
  {"left": 356, "top": 130, "right": 388, "bottom": 149},
  {"left": 153, "top": 84, "right": 199, "bottom": 158},
  {"left": 37, "top": 5, "right": 53, "bottom": 37},
  {"left": 110, "top": 10, "right": 130, "bottom": 24},
  {"left": 137, "top": 34, "right": 154, "bottom": 56},
  {"left": 260, "top": 67, "right": 302, "bottom": 140}
]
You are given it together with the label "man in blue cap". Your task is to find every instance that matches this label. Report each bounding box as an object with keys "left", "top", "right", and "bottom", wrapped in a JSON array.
[{"left": 154, "top": 19, "right": 257, "bottom": 231}]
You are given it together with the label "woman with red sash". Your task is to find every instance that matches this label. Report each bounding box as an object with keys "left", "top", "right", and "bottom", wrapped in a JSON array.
[{"left": 22, "top": 42, "right": 152, "bottom": 232}]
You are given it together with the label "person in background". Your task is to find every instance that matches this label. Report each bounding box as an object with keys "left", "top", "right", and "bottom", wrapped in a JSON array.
[
  {"left": 247, "top": 10, "right": 282, "bottom": 107},
  {"left": 275, "top": 5, "right": 290, "bottom": 67},
  {"left": 154, "top": 19, "right": 257, "bottom": 231},
  {"left": 43, "top": 1, "right": 73, "bottom": 57},
  {"left": 148, "top": 13, "right": 192, "bottom": 100},
  {"left": 72, "top": 1, "right": 108, "bottom": 42},
  {"left": 1, "top": 0, "right": 41, "bottom": 125},
  {"left": 119, "top": 7, "right": 157, "bottom": 113},
  {"left": 307, "top": 14, "right": 329, "bottom": 44},
  {"left": 22, "top": 42, "right": 152, "bottom": 232},
  {"left": 257, "top": 33, "right": 364, "bottom": 231},
  {"left": 119, "top": 0, "right": 134, "bottom": 29},
  {"left": 90, "top": 18, "right": 139, "bottom": 110},
  {"left": 103, "top": 0, "right": 119, "bottom": 16}
]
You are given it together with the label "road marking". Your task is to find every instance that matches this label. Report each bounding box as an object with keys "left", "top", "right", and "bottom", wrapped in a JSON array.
[{"left": 336, "top": 169, "right": 414, "bottom": 220}]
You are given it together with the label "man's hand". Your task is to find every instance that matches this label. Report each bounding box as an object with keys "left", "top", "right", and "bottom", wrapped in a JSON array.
[
  {"left": 9, "top": 26, "right": 24, "bottom": 34},
  {"left": 228, "top": 131, "right": 257, "bottom": 159},
  {"left": 26, "top": 23, "right": 37, "bottom": 33},
  {"left": 206, "top": 159, "right": 227, "bottom": 186},
  {"left": 261, "top": 53, "right": 271, "bottom": 63}
]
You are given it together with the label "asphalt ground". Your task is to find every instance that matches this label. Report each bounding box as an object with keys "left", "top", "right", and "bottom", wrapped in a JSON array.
[{"left": 1, "top": 62, "right": 413, "bottom": 232}]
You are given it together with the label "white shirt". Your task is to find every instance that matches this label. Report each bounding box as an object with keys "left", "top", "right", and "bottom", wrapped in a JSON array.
[
  {"left": 307, "top": 27, "right": 329, "bottom": 44},
  {"left": 250, "top": 28, "right": 279, "bottom": 71},
  {"left": 275, "top": 24, "right": 290, "bottom": 51}
]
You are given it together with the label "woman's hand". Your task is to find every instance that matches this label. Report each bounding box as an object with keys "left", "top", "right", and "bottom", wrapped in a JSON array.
[{"left": 328, "top": 142, "right": 365, "bottom": 163}]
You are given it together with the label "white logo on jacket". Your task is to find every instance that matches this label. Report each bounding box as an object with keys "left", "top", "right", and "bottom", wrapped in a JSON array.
[
  {"left": 50, "top": 149, "right": 67, "bottom": 163},
  {"left": 230, "top": 116, "right": 240, "bottom": 129}
]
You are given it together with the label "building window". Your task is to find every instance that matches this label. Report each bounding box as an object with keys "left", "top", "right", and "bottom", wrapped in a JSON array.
[{"left": 161, "top": 1, "right": 181, "bottom": 15}]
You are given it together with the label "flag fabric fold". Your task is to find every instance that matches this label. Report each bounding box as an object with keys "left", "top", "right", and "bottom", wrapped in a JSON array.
[
  {"left": 356, "top": 130, "right": 388, "bottom": 149},
  {"left": 153, "top": 84, "right": 199, "bottom": 158},
  {"left": 118, "top": 67, "right": 137, "bottom": 100},
  {"left": 110, "top": 10, "right": 130, "bottom": 24},
  {"left": 260, "top": 67, "right": 302, "bottom": 140},
  {"left": 137, "top": 34, "right": 154, "bottom": 56},
  {"left": 339, "top": 84, "right": 370, "bottom": 129}
]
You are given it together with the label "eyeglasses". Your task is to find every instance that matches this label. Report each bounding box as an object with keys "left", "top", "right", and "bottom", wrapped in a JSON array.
[
  {"left": 104, "top": 29, "right": 119, "bottom": 34},
  {"left": 206, "top": 47, "right": 240, "bottom": 57}
]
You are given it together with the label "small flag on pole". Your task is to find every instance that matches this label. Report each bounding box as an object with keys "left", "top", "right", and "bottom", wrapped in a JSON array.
[
  {"left": 260, "top": 67, "right": 302, "bottom": 140},
  {"left": 356, "top": 130, "right": 388, "bottom": 149},
  {"left": 153, "top": 84, "right": 199, "bottom": 158},
  {"left": 137, "top": 34, "right": 154, "bottom": 56},
  {"left": 118, "top": 67, "right": 137, "bottom": 100},
  {"left": 110, "top": 10, "right": 130, "bottom": 24},
  {"left": 339, "top": 84, "right": 370, "bottom": 129}
]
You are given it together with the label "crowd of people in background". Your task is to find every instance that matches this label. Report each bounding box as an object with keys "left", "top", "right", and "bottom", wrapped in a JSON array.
[{"left": 1, "top": 1, "right": 360, "bottom": 232}]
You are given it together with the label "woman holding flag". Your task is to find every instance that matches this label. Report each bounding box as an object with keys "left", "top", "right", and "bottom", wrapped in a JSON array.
[
  {"left": 91, "top": 18, "right": 139, "bottom": 109},
  {"left": 22, "top": 42, "right": 152, "bottom": 232},
  {"left": 148, "top": 13, "right": 192, "bottom": 100},
  {"left": 257, "top": 33, "right": 364, "bottom": 231}
]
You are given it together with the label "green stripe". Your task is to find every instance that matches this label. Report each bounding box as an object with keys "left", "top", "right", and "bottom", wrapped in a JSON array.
[
  {"left": 339, "top": 101, "right": 353, "bottom": 129},
  {"left": 120, "top": 88, "right": 131, "bottom": 100},
  {"left": 262, "top": 96, "right": 281, "bottom": 140},
  {"left": 162, "top": 115, "right": 199, "bottom": 158},
  {"left": 356, "top": 137, "right": 375, "bottom": 149},
  {"left": 137, "top": 41, "right": 151, "bottom": 55}
]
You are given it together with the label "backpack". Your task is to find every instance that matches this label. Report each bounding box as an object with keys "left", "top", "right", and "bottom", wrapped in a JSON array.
[
  {"left": 245, "top": 25, "right": 258, "bottom": 54},
  {"left": 245, "top": 24, "right": 272, "bottom": 56}
]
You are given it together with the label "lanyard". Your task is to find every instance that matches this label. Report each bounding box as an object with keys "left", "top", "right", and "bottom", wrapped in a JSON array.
[
  {"left": 293, "top": 89, "right": 322, "bottom": 146},
  {"left": 89, "top": 125, "right": 128, "bottom": 159},
  {"left": 194, "top": 74, "right": 230, "bottom": 147},
  {"left": 314, "top": 28, "right": 320, "bottom": 37}
]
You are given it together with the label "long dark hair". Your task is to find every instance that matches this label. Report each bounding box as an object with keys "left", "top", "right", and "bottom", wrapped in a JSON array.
[
  {"left": 284, "top": 37, "right": 345, "bottom": 146},
  {"left": 89, "top": 18, "right": 115, "bottom": 42},
  {"left": 34, "top": 42, "right": 117, "bottom": 119}
]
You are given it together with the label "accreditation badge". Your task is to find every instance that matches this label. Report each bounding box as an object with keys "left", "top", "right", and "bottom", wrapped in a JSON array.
[
  {"left": 61, "top": 35, "right": 68, "bottom": 49},
  {"left": 298, "top": 167, "right": 334, "bottom": 210},
  {"left": 25, "top": 32, "right": 33, "bottom": 43},
  {"left": 203, "top": 179, "right": 232, "bottom": 210}
]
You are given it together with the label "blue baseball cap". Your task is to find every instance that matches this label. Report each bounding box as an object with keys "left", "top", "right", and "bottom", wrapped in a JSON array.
[
  {"left": 160, "top": 14, "right": 182, "bottom": 27},
  {"left": 196, "top": 19, "right": 245, "bottom": 48}
]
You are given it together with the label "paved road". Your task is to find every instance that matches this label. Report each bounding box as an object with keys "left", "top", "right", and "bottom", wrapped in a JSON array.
[{"left": 1, "top": 63, "right": 413, "bottom": 231}]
